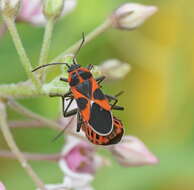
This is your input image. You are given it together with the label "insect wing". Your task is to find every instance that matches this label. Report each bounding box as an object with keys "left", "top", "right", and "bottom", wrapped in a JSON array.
[
  {"left": 81, "top": 116, "right": 124, "bottom": 145},
  {"left": 88, "top": 102, "right": 113, "bottom": 136},
  {"left": 90, "top": 78, "right": 111, "bottom": 111}
]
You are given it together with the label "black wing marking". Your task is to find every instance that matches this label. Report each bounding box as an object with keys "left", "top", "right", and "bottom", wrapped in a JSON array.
[
  {"left": 78, "top": 70, "right": 92, "bottom": 80},
  {"left": 76, "top": 97, "right": 88, "bottom": 110},
  {"left": 76, "top": 80, "right": 92, "bottom": 99},
  {"left": 88, "top": 103, "right": 113, "bottom": 135},
  {"left": 93, "top": 88, "right": 106, "bottom": 100},
  {"left": 70, "top": 72, "right": 80, "bottom": 86}
]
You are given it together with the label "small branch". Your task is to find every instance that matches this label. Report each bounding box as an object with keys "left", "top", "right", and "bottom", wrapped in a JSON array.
[
  {"left": 38, "top": 19, "right": 54, "bottom": 81},
  {"left": 2, "top": 15, "right": 41, "bottom": 89},
  {"left": 0, "top": 101, "right": 46, "bottom": 190},
  {"left": 0, "top": 150, "right": 61, "bottom": 161},
  {"left": 8, "top": 99, "right": 61, "bottom": 131},
  {"left": 52, "top": 19, "right": 112, "bottom": 62}
]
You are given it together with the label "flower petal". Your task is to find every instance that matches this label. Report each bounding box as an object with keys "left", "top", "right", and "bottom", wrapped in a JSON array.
[
  {"left": 0, "top": 182, "right": 6, "bottom": 190},
  {"left": 17, "top": 0, "right": 77, "bottom": 26}
]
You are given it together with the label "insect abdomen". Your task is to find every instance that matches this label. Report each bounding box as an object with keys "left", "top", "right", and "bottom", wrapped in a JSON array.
[{"left": 82, "top": 117, "right": 124, "bottom": 145}]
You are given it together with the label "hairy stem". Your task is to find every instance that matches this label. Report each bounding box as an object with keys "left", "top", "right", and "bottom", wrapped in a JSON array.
[
  {"left": 0, "top": 101, "right": 46, "bottom": 190},
  {"left": 0, "top": 150, "right": 60, "bottom": 161},
  {"left": 0, "top": 81, "right": 38, "bottom": 98},
  {"left": 0, "top": 81, "right": 67, "bottom": 98},
  {"left": 38, "top": 19, "right": 54, "bottom": 81},
  {"left": 52, "top": 19, "right": 112, "bottom": 62},
  {"left": 2, "top": 16, "right": 41, "bottom": 89}
]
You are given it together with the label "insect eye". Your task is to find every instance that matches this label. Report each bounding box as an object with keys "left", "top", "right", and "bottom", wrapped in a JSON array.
[
  {"left": 78, "top": 70, "right": 92, "bottom": 80},
  {"left": 70, "top": 72, "right": 79, "bottom": 86}
]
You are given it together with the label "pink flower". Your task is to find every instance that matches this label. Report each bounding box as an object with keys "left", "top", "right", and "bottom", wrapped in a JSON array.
[
  {"left": 63, "top": 141, "right": 95, "bottom": 174},
  {"left": 59, "top": 136, "right": 109, "bottom": 190},
  {"left": 109, "top": 136, "right": 159, "bottom": 167},
  {"left": 17, "top": 0, "right": 77, "bottom": 26},
  {"left": 0, "top": 182, "right": 6, "bottom": 190}
]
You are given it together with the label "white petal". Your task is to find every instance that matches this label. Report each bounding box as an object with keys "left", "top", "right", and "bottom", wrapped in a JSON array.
[
  {"left": 0, "top": 182, "right": 6, "bottom": 190},
  {"left": 62, "top": 0, "right": 77, "bottom": 16},
  {"left": 36, "top": 183, "right": 68, "bottom": 190},
  {"left": 63, "top": 176, "right": 93, "bottom": 189}
]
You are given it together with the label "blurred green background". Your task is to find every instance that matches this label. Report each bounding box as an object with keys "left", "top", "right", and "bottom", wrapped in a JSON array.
[{"left": 1, "top": 0, "right": 194, "bottom": 189}]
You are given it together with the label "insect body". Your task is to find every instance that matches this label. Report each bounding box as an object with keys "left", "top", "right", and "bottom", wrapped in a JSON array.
[
  {"left": 61, "top": 63, "right": 118, "bottom": 137},
  {"left": 32, "top": 34, "right": 124, "bottom": 145}
]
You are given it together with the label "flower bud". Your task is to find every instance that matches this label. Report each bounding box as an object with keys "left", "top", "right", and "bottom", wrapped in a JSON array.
[
  {"left": 43, "top": 0, "right": 64, "bottom": 19},
  {"left": 59, "top": 136, "right": 96, "bottom": 175},
  {"left": 111, "top": 3, "right": 158, "bottom": 30},
  {"left": 0, "top": 0, "right": 20, "bottom": 17},
  {"left": 109, "top": 136, "right": 159, "bottom": 167},
  {"left": 58, "top": 135, "right": 108, "bottom": 190},
  {"left": 0, "top": 182, "right": 6, "bottom": 190},
  {"left": 99, "top": 59, "right": 131, "bottom": 80},
  {"left": 16, "top": 0, "right": 76, "bottom": 26}
]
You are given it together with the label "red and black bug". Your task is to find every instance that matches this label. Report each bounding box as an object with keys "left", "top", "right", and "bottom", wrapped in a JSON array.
[
  {"left": 81, "top": 116, "right": 124, "bottom": 145},
  {"left": 32, "top": 34, "right": 124, "bottom": 145}
]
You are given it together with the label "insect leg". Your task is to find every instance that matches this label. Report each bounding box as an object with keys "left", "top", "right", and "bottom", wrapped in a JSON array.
[
  {"left": 76, "top": 112, "right": 83, "bottom": 132},
  {"left": 50, "top": 91, "right": 72, "bottom": 97},
  {"left": 62, "top": 97, "right": 78, "bottom": 117},
  {"left": 105, "top": 94, "right": 124, "bottom": 110},
  {"left": 115, "top": 91, "right": 124, "bottom": 98},
  {"left": 60, "top": 77, "right": 68, "bottom": 82},
  {"left": 64, "top": 109, "right": 78, "bottom": 117},
  {"left": 52, "top": 108, "right": 77, "bottom": 142},
  {"left": 96, "top": 76, "right": 106, "bottom": 85},
  {"left": 111, "top": 105, "right": 124, "bottom": 111},
  {"left": 87, "top": 64, "right": 94, "bottom": 70},
  {"left": 52, "top": 128, "right": 66, "bottom": 142}
]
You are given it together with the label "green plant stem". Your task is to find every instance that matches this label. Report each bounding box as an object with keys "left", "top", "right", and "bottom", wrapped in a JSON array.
[
  {"left": 0, "top": 150, "right": 60, "bottom": 161},
  {"left": 0, "top": 81, "right": 41, "bottom": 98},
  {"left": 38, "top": 18, "right": 54, "bottom": 81},
  {"left": 0, "top": 101, "right": 46, "bottom": 190},
  {"left": 0, "top": 81, "right": 67, "bottom": 98},
  {"left": 52, "top": 19, "right": 112, "bottom": 62},
  {"left": 2, "top": 15, "right": 41, "bottom": 89}
]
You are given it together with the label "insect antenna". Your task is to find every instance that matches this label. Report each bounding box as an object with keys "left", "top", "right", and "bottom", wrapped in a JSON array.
[
  {"left": 31, "top": 62, "right": 70, "bottom": 72},
  {"left": 73, "top": 32, "right": 85, "bottom": 64}
]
